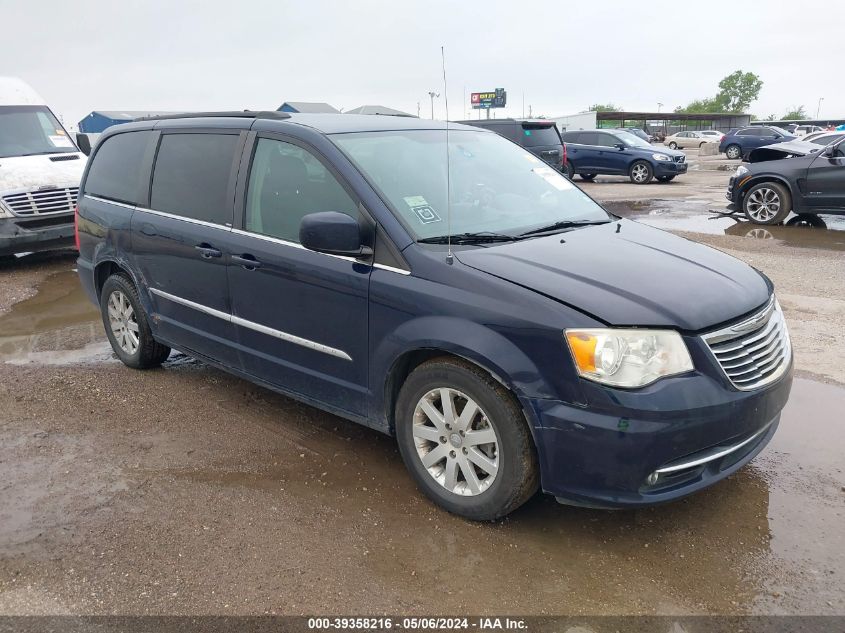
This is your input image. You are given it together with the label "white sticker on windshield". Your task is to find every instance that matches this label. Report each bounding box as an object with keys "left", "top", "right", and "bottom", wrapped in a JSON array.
[
  {"left": 532, "top": 166, "right": 573, "bottom": 191},
  {"left": 403, "top": 195, "right": 428, "bottom": 207},
  {"left": 404, "top": 196, "right": 442, "bottom": 224},
  {"left": 48, "top": 135, "right": 74, "bottom": 148}
]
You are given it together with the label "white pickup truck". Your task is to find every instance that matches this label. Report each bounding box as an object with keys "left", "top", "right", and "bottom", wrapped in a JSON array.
[{"left": 0, "top": 77, "right": 86, "bottom": 257}]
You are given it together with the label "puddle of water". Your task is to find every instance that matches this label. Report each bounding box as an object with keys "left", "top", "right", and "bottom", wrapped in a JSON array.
[
  {"left": 0, "top": 269, "right": 106, "bottom": 363},
  {"left": 605, "top": 200, "right": 845, "bottom": 251}
]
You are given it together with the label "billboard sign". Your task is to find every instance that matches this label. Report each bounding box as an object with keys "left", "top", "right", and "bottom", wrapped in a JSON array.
[{"left": 471, "top": 88, "right": 507, "bottom": 109}]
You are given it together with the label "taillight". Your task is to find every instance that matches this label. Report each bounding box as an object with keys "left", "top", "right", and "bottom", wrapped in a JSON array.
[
  {"left": 74, "top": 205, "right": 80, "bottom": 251},
  {"left": 721, "top": 135, "right": 726, "bottom": 142},
  {"left": 562, "top": 142, "right": 567, "bottom": 168}
]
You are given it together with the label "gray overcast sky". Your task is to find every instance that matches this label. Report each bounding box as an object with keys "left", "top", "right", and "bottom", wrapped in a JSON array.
[{"left": 1, "top": 0, "right": 839, "bottom": 128}]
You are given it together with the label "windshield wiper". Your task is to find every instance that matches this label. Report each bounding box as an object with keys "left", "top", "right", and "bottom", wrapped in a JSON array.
[
  {"left": 417, "top": 231, "right": 519, "bottom": 245},
  {"left": 517, "top": 219, "right": 610, "bottom": 237}
]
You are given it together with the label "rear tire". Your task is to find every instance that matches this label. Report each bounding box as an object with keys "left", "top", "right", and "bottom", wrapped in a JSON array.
[
  {"left": 100, "top": 273, "right": 170, "bottom": 369},
  {"left": 742, "top": 181, "right": 791, "bottom": 225},
  {"left": 395, "top": 357, "right": 539, "bottom": 521},
  {"left": 629, "top": 160, "right": 653, "bottom": 184},
  {"left": 565, "top": 161, "right": 575, "bottom": 180},
  {"left": 725, "top": 144, "right": 742, "bottom": 160},
  {"left": 656, "top": 175, "right": 675, "bottom": 182},
  {"left": 579, "top": 173, "right": 596, "bottom": 181}
]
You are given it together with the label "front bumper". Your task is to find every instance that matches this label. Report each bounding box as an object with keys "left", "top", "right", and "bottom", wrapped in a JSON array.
[
  {"left": 0, "top": 214, "right": 75, "bottom": 256},
  {"left": 654, "top": 160, "right": 687, "bottom": 177},
  {"left": 524, "top": 363, "right": 792, "bottom": 508}
]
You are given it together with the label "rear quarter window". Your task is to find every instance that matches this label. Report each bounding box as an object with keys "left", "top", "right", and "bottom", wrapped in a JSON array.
[
  {"left": 150, "top": 133, "right": 240, "bottom": 225},
  {"left": 520, "top": 125, "right": 560, "bottom": 147},
  {"left": 562, "top": 132, "right": 582, "bottom": 144},
  {"left": 84, "top": 131, "right": 153, "bottom": 205}
]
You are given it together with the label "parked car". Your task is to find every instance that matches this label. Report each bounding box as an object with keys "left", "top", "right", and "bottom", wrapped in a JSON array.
[
  {"left": 455, "top": 118, "right": 565, "bottom": 173},
  {"left": 561, "top": 129, "right": 687, "bottom": 183},
  {"left": 614, "top": 127, "right": 652, "bottom": 143},
  {"left": 802, "top": 130, "right": 845, "bottom": 146},
  {"left": 726, "top": 135, "right": 845, "bottom": 224},
  {"left": 77, "top": 112, "right": 792, "bottom": 519},
  {"left": 719, "top": 126, "right": 796, "bottom": 160},
  {"left": 794, "top": 125, "right": 824, "bottom": 137},
  {"left": 699, "top": 130, "right": 723, "bottom": 141},
  {"left": 0, "top": 77, "right": 86, "bottom": 257},
  {"left": 664, "top": 131, "right": 716, "bottom": 149}
]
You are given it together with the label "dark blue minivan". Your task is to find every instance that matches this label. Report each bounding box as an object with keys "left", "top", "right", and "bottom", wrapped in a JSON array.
[
  {"left": 76, "top": 112, "right": 792, "bottom": 519},
  {"left": 562, "top": 129, "right": 687, "bottom": 184}
]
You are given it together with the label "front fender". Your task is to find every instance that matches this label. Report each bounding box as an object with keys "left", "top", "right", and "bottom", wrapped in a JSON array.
[{"left": 370, "top": 315, "right": 585, "bottom": 431}]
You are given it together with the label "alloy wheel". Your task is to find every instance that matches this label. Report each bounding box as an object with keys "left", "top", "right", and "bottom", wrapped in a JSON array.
[
  {"left": 107, "top": 290, "right": 140, "bottom": 355},
  {"left": 631, "top": 163, "right": 650, "bottom": 183},
  {"left": 412, "top": 388, "right": 499, "bottom": 496},
  {"left": 746, "top": 187, "right": 781, "bottom": 222},
  {"left": 726, "top": 145, "right": 741, "bottom": 159}
]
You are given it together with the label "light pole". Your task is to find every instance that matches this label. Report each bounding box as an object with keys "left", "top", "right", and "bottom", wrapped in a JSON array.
[
  {"left": 657, "top": 102, "right": 663, "bottom": 113},
  {"left": 427, "top": 91, "right": 440, "bottom": 120},
  {"left": 816, "top": 97, "right": 824, "bottom": 119}
]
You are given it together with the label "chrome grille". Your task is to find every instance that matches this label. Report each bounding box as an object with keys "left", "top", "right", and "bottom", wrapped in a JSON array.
[
  {"left": 2, "top": 187, "right": 78, "bottom": 217},
  {"left": 702, "top": 297, "right": 791, "bottom": 391}
]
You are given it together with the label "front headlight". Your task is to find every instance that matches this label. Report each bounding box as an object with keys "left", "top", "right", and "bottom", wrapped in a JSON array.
[
  {"left": 652, "top": 153, "right": 672, "bottom": 161},
  {"left": 735, "top": 165, "right": 749, "bottom": 177},
  {"left": 565, "top": 329, "right": 694, "bottom": 388}
]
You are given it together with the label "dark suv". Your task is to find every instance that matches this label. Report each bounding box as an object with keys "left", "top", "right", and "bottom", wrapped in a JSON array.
[
  {"left": 561, "top": 129, "right": 686, "bottom": 184},
  {"left": 726, "top": 136, "right": 845, "bottom": 224},
  {"left": 76, "top": 112, "right": 792, "bottom": 519},
  {"left": 455, "top": 118, "right": 565, "bottom": 172},
  {"left": 719, "top": 126, "right": 796, "bottom": 160}
]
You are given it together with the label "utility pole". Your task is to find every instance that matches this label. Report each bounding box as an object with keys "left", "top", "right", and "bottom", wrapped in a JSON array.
[
  {"left": 427, "top": 91, "right": 440, "bottom": 120},
  {"left": 417, "top": 102, "right": 421, "bottom": 118},
  {"left": 816, "top": 97, "right": 824, "bottom": 119},
  {"left": 657, "top": 102, "right": 663, "bottom": 113},
  {"left": 528, "top": 104, "right": 532, "bottom": 118}
]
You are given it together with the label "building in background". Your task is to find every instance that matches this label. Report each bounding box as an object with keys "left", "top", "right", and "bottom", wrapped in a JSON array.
[
  {"left": 277, "top": 101, "right": 340, "bottom": 114},
  {"left": 79, "top": 110, "right": 182, "bottom": 133}
]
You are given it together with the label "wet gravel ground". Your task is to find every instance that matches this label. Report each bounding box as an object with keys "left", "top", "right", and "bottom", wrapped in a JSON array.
[{"left": 0, "top": 167, "right": 843, "bottom": 615}]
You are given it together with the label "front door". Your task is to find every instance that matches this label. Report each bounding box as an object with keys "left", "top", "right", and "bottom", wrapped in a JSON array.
[
  {"left": 227, "top": 134, "right": 371, "bottom": 417},
  {"left": 805, "top": 140, "right": 845, "bottom": 209},
  {"left": 131, "top": 130, "right": 243, "bottom": 366},
  {"left": 594, "top": 132, "right": 627, "bottom": 174}
]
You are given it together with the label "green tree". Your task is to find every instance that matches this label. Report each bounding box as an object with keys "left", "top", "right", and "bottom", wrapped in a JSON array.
[
  {"left": 588, "top": 103, "right": 622, "bottom": 112},
  {"left": 674, "top": 96, "right": 727, "bottom": 114},
  {"left": 716, "top": 70, "right": 763, "bottom": 112},
  {"left": 782, "top": 105, "right": 807, "bottom": 120}
]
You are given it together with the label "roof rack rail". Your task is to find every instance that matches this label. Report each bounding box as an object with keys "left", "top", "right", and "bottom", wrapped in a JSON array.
[{"left": 134, "top": 110, "right": 292, "bottom": 122}]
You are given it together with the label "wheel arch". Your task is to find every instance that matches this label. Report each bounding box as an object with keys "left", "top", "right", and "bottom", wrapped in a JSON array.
[
  {"left": 94, "top": 258, "right": 138, "bottom": 298},
  {"left": 737, "top": 173, "right": 796, "bottom": 205}
]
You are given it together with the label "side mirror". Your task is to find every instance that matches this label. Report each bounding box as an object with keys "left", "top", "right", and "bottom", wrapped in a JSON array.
[
  {"left": 299, "top": 212, "right": 372, "bottom": 258},
  {"left": 823, "top": 144, "right": 837, "bottom": 158},
  {"left": 76, "top": 133, "right": 92, "bottom": 156},
  {"left": 615, "top": 143, "right": 626, "bottom": 150}
]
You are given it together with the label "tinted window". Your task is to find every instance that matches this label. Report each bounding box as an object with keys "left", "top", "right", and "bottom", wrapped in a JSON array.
[
  {"left": 84, "top": 131, "right": 152, "bottom": 205},
  {"left": 520, "top": 124, "right": 560, "bottom": 147},
  {"left": 811, "top": 134, "right": 840, "bottom": 146},
  {"left": 737, "top": 128, "right": 760, "bottom": 136},
  {"left": 150, "top": 133, "right": 239, "bottom": 225},
  {"left": 578, "top": 132, "right": 599, "bottom": 146},
  {"left": 562, "top": 132, "right": 582, "bottom": 143},
  {"left": 244, "top": 138, "right": 359, "bottom": 243},
  {"left": 595, "top": 133, "right": 619, "bottom": 148},
  {"left": 492, "top": 124, "right": 522, "bottom": 143}
]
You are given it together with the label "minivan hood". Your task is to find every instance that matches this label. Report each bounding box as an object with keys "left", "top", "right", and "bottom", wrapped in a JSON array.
[
  {"left": 455, "top": 220, "right": 771, "bottom": 331},
  {"left": 0, "top": 153, "right": 85, "bottom": 194}
]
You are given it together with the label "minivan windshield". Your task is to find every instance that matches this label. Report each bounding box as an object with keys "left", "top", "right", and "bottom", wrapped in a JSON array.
[
  {"left": 0, "top": 105, "right": 77, "bottom": 158},
  {"left": 332, "top": 129, "right": 610, "bottom": 240}
]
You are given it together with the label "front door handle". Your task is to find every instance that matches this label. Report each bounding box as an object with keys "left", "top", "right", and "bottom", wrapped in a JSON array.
[
  {"left": 195, "top": 243, "right": 222, "bottom": 259},
  {"left": 232, "top": 253, "right": 262, "bottom": 270}
]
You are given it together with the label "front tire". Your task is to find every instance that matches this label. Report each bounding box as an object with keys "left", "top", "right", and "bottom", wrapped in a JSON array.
[
  {"left": 668, "top": 141, "right": 678, "bottom": 149},
  {"left": 725, "top": 144, "right": 742, "bottom": 160},
  {"left": 656, "top": 175, "right": 675, "bottom": 182},
  {"left": 565, "top": 161, "right": 575, "bottom": 180},
  {"left": 629, "top": 160, "right": 653, "bottom": 184},
  {"left": 100, "top": 274, "right": 171, "bottom": 369},
  {"left": 742, "top": 182, "right": 791, "bottom": 225},
  {"left": 395, "top": 358, "right": 539, "bottom": 521}
]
